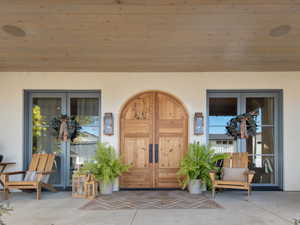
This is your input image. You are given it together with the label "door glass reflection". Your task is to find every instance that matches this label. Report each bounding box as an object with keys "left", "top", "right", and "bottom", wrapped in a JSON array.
[
  {"left": 32, "top": 97, "right": 63, "bottom": 185},
  {"left": 246, "top": 97, "right": 276, "bottom": 184},
  {"left": 69, "top": 98, "right": 100, "bottom": 183},
  {"left": 209, "top": 98, "right": 238, "bottom": 153}
]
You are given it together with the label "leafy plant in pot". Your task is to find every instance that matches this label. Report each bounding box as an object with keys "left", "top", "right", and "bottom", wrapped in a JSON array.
[
  {"left": 177, "top": 143, "right": 228, "bottom": 194},
  {"left": 82, "top": 142, "right": 130, "bottom": 195}
]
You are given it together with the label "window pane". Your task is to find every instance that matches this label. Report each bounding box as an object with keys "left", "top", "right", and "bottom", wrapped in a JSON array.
[
  {"left": 247, "top": 127, "right": 274, "bottom": 155},
  {"left": 209, "top": 116, "right": 237, "bottom": 126},
  {"left": 209, "top": 127, "right": 237, "bottom": 153},
  {"left": 71, "top": 98, "right": 99, "bottom": 126},
  {"left": 32, "top": 97, "right": 62, "bottom": 185},
  {"left": 69, "top": 98, "right": 100, "bottom": 184},
  {"left": 209, "top": 126, "right": 227, "bottom": 134},
  {"left": 209, "top": 139, "right": 237, "bottom": 153},
  {"left": 209, "top": 98, "right": 238, "bottom": 126},
  {"left": 209, "top": 97, "right": 238, "bottom": 153},
  {"left": 249, "top": 156, "right": 275, "bottom": 184},
  {"left": 246, "top": 97, "right": 274, "bottom": 125}
]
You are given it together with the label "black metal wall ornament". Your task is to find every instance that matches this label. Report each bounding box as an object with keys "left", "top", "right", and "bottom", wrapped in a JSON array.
[
  {"left": 194, "top": 112, "right": 204, "bottom": 135},
  {"left": 226, "top": 110, "right": 258, "bottom": 139},
  {"left": 103, "top": 113, "right": 114, "bottom": 136}
]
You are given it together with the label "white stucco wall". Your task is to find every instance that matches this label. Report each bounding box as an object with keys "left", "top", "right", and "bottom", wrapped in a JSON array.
[{"left": 0, "top": 72, "right": 299, "bottom": 191}]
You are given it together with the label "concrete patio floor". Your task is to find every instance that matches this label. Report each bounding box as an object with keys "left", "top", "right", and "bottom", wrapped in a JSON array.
[{"left": 1, "top": 191, "right": 299, "bottom": 225}]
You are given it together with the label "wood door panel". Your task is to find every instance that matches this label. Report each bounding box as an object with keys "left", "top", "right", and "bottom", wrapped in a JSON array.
[
  {"left": 120, "top": 91, "right": 188, "bottom": 189},
  {"left": 123, "top": 94, "right": 153, "bottom": 120},
  {"left": 155, "top": 92, "right": 188, "bottom": 188},
  {"left": 120, "top": 137, "right": 154, "bottom": 188},
  {"left": 123, "top": 120, "right": 151, "bottom": 134},
  {"left": 158, "top": 119, "right": 184, "bottom": 133},
  {"left": 121, "top": 137, "right": 153, "bottom": 188},
  {"left": 120, "top": 92, "right": 155, "bottom": 188},
  {"left": 157, "top": 94, "right": 186, "bottom": 120},
  {"left": 157, "top": 168, "right": 182, "bottom": 188},
  {"left": 123, "top": 137, "right": 149, "bottom": 169},
  {"left": 159, "top": 137, "right": 183, "bottom": 169}
]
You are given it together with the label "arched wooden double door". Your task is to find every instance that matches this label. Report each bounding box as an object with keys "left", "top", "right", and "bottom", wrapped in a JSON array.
[{"left": 120, "top": 91, "right": 188, "bottom": 188}]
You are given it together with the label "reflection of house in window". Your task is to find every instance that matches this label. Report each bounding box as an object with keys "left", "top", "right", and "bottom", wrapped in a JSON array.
[
  {"left": 208, "top": 97, "right": 238, "bottom": 153},
  {"left": 70, "top": 131, "right": 98, "bottom": 172},
  {"left": 249, "top": 132, "right": 262, "bottom": 168},
  {"left": 209, "top": 134, "right": 237, "bottom": 153}
]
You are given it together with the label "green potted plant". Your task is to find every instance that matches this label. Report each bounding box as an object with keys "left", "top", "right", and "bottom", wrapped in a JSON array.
[
  {"left": 82, "top": 142, "right": 130, "bottom": 195},
  {"left": 177, "top": 143, "right": 228, "bottom": 194}
]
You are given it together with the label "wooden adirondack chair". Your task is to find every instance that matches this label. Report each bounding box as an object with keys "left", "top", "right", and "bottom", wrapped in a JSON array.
[
  {"left": 2, "top": 154, "right": 57, "bottom": 200},
  {"left": 209, "top": 152, "right": 255, "bottom": 200}
]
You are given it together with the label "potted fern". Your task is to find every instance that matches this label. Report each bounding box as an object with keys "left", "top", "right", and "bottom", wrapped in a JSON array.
[
  {"left": 177, "top": 143, "right": 228, "bottom": 194},
  {"left": 82, "top": 142, "right": 130, "bottom": 195}
]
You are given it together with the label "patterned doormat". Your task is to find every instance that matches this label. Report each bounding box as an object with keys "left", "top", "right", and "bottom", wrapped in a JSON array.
[{"left": 80, "top": 191, "right": 222, "bottom": 210}]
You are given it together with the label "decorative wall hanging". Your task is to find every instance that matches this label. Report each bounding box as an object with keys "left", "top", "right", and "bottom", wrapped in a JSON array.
[
  {"left": 226, "top": 110, "right": 258, "bottom": 139},
  {"left": 194, "top": 112, "right": 204, "bottom": 135},
  {"left": 103, "top": 113, "right": 114, "bottom": 136},
  {"left": 50, "top": 115, "right": 81, "bottom": 142}
]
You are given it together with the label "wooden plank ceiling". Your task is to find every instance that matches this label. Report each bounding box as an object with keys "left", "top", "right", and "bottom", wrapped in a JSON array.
[{"left": 0, "top": 0, "right": 300, "bottom": 72}]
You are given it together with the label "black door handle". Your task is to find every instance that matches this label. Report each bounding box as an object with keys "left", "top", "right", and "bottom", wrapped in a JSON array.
[
  {"left": 155, "top": 144, "right": 159, "bottom": 163},
  {"left": 149, "top": 144, "right": 153, "bottom": 163}
]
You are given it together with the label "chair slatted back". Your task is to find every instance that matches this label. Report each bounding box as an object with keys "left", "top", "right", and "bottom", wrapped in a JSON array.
[
  {"left": 223, "top": 152, "right": 248, "bottom": 168},
  {"left": 29, "top": 154, "right": 40, "bottom": 171},
  {"left": 44, "top": 154, "right": 55, "bottom": 172},
  {"left": 28, "top": 154, "right": 55, "bottom": 182},
  {"left": 36, "top": 154, "right": 48, "bottom": 172}
]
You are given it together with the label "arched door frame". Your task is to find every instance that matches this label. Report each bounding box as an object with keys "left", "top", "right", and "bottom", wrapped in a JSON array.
[{"left": 119, "top": 90, "right": 189, "bottom": 188}]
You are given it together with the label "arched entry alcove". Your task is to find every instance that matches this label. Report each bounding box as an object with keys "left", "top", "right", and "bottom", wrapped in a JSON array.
[{"left": 119, "top": 91, "right": 188, "bottom": 189}]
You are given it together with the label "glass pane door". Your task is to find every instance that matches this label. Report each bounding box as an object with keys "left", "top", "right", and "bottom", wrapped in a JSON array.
[
  {"left": 68, "top": 95, "right": 100, "bottom": 185},
  {"left": 245, "top": 96, "right": 277, "bottom": 185},
  {"left": 28, "top": 92, "right": 100, "bottom": 188},
  {"left": 208, "top": 91, "right": 282, "bottom": 188},
  {"left": 31, "top": 95, "right": 66, "bottom": 186}
]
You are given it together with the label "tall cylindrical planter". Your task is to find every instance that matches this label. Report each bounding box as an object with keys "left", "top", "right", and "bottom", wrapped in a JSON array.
[
  {"left": 201, "top": 182, "right": 207, "bottom": 192},
  {"left": 188, "top": 179, "right": 202, "bottom": 194},
  {"left": 99, "top": 181, "right": 113, "bottom": 195},
  {"left": 112, "top": 178, "right": 119, "bottom": 192}
]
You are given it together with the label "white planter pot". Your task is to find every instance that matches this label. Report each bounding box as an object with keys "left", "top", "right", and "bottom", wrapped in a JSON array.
[
  {"left": 201, "top": 182, "right": 207, "bottom": 192},
  {"left": 188, "top": 179, "right": 202, "bottom": 194},
  {"left": 99, "top": 181, "right": 113, "bottom": 195},
  {"left": 112, "top": 178, "right": 119, "bottom": 192}
]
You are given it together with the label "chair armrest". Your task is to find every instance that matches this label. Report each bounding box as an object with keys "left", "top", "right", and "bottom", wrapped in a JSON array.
[
  {"left": 2, "top": 171, "right": 26, "bottom": 176},
  {"left": 244, "top": 170, "right": 255, "bottom": 175},
  {"left": 209, "top": 170, "right": 217, "bottom": 182},
  {"left": 245, "top": 170, "right": 255, "bottom": 184},
  {"left": 1, "top": 171, "right": 26, "bottom": 184}
]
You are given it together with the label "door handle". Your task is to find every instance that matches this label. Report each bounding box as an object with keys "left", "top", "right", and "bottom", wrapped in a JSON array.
[
  {"left": 149, "top": 144, "right": 153, "bottom": 163},
  {"left": 155, "top": 144, "right": 159, "bottom": 163}
]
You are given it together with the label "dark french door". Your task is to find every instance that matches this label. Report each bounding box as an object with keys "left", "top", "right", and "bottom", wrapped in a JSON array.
[
  {"left": 26, "top": 91, "right": 101, "bottom": 188},
  {"left": 207, "top": 91, "right": 282, "bottom": 189}
]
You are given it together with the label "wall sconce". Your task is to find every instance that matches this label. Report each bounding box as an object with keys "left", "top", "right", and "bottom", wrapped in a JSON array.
[
  {"left": 194, "top": 112, "right": 204, "bottom": 135},
  {"left": 103, "top": 113, "right": 114, "bottom": 136}
]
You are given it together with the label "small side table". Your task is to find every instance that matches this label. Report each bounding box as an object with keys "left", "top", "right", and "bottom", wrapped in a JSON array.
[{"left": 0, "top": 162, "right": 16, "bottom": 187}]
